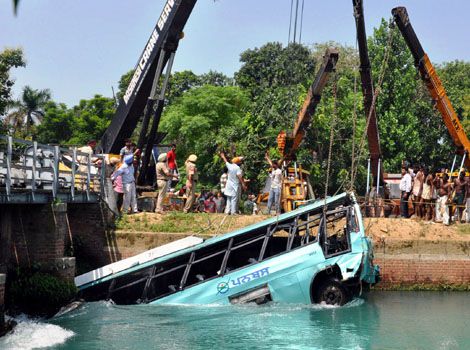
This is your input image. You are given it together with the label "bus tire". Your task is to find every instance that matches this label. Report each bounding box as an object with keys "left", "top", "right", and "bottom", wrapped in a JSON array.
[{"left": 313, "top": 278, "right": 349, "bottom": 306}]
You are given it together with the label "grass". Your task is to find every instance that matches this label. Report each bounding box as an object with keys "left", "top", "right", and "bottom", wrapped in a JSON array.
[
  {"left": 457, "top": 224, "right": 470, "bottom": 235},
  {"left": 114, "top": 211, "right": 268, "bottom": 234}
]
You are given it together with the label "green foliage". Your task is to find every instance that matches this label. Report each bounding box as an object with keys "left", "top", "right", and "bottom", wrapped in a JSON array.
[
  {"left": 0, "top": 47, "right": 25, "bottom": 116},
  {"left": 160, "top": 85, "right": 249, "bottom": 185},
  {"left": 68, "top": 95, "right": 115, "bottom": 144},
  {"left": 37, "top": 95, "right": 115, "bottom": 145},
  {"left": 369, "top": 20, "right": 454, "bottom": 172},
  {"left": 36, "top": 101, "right": 74, "bottom": 143},
  {"left": 8, "top": 269, "right": 77, "bottom": 316},
  {"left": 437, "top": 60, "right": 470, "bottom": 134},
  {"left": 5, "top": 85, "right": 51, "bottom": 138},
  {"left": 117, "top": 69, "right": 134, "bottom": 100}
]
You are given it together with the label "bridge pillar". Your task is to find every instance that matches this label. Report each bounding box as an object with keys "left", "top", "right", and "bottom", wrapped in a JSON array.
[{"left": 0, "top": 203, "right": 76, "bottom": 281}]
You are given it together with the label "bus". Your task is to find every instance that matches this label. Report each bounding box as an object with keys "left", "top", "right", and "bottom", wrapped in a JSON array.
[{"left": 76, "top": 192, "right": 379, "bottom": 306}]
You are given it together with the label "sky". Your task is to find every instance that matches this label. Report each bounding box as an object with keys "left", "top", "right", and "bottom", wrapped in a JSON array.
[{"left": 1, "top": 0, "right": 469, "bottom": 107}]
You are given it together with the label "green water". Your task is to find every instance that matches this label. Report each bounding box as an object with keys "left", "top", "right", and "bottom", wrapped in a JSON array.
[{"left": 1, "top": 292, "right": 469, "bottom": 349}]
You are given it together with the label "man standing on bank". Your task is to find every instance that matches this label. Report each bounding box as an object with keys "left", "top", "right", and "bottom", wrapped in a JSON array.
[
  {"left": 183, "top": 154, "right": 198, "bottom": 213},
  {"left": 219, "top": 151, "right": 247, "bottom": 215},
  {"left": 166, "top": 143, "right": 179, "bottom": 189},
  {"left": 399, "top": 166, "right": 412, "bottom": 218},
  {"left": 265, "top": 152, "right": 283, "bottom": 215},
  {"left": 155, "top": 153, "right": 178, "bottom": 214}
]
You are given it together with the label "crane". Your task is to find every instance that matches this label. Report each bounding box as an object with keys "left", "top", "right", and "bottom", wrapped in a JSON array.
[
  {"left": 277, "top": 48, "right": 339, "bottom": 161},
  {"left": 274, "top": 48, "right": 339, "bottom": 212},
  {"left": 352, "top": 0, "right": 384, "bottom": 186},
  {"left": 100, "top": 0, "right": 198, "bottom": 185},
  {"left": 392, "top": 6, "right": 470, "bottom": 168}
]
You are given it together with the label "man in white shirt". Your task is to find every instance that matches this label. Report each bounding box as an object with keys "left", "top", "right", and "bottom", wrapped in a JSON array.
[
  {"left": 219, "top": 152, "right": 247, "bottom": 215},
  {"left": 265, "top": 152, "right": 283, "bottom": 215},
  {"left": 399, "top": 166, "right": 412, "bottom": 218}
]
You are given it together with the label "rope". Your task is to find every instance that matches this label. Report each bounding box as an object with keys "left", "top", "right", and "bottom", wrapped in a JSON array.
[
  {"left": 350, "top": 18, "right": 395, "bottom": 187},
  {"left": 349, "top": 39, "right": 359, "bottom": 192},
  {"left": 288, "top": 0, "right": 294, "bottom": 43},
  {"left": 323, "top": 72, "right": 338, "bottom": 207},
  {"left": 293, "top": 0, "right": 300, "bottom": 43},
  {"left": 299, "top": 0, "right": 305, "bottom": 44}
]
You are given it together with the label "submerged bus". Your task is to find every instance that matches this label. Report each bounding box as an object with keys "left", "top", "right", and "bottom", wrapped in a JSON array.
[{"left": 76, "top": 192, "right": 379, "bottom": 306}]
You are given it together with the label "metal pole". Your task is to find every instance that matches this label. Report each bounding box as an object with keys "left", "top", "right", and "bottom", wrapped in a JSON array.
[
  {"left": 458, "top": 153, "right": 467, "bottom": 175},
  {"left": 376, "top": 158, "right": 381, "bottom": 196},
  {"left": 86, "top": 154, "right": 91, "bottom": 201},
  {"left": 53, "top": 145, "right": 60, "bottom": 199},
  {"left": 32, "top": 141, "right": 37, "bottom": 201},
  {"left": 449, "top": 154, "right": 457, "bottom": 180},
  {"left": 376, "top": 158, "right": 382, "bottom": 218},
  {"left": 6, "top": 136, "right": 12, "bottom": 200},
  {"left": 100, "top": 155, "right": 106, "bottom": 197},
  {"left": 71, "top": 147, "right": 77, "bottom": 200},
  {"left": 139, "top": 50, "right": 177, "bottom": 185},
  {"left": 365, "top": 158, "right": 371, "bottom": 197}
]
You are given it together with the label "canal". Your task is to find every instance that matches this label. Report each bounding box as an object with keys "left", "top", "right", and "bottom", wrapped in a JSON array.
[{"left": 1, "top": 291, "right": 468, "bottom": 349}]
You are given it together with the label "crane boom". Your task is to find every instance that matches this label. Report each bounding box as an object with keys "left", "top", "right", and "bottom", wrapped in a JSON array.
[
  {"left": 392, "top": 6, "right": 470, "bottom": 167},
  {"left": 352, "top": 0, "right": 383, "bottom": 184},
  {"left": 278, "top": 47, "right": 339, "bottom": 161},
  {"left": 101, "top": 0, "right": 197, "bottom": 154}
]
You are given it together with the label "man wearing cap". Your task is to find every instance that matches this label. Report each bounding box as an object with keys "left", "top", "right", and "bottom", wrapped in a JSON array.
[
  {"left": 155, "top": 153, "right": 178, "bottom": 213},
  {"left": 111, "top": 154, "right": 138, "bottom": 214},
  {"left": 183, "top": 154, "right": 198, "bottom": 213},
  {"left": 219, "top": 151, "right": 247, "bottom": 215}
]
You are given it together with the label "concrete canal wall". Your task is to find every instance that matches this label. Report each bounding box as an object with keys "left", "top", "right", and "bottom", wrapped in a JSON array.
[{"left": 374, "top": 238, "right": 470, "bottom": 289}]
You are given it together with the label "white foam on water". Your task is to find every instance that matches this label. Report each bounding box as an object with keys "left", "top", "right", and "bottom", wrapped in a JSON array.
[{"left": 0, "top": 315, "right": 74, "bottom": 350}]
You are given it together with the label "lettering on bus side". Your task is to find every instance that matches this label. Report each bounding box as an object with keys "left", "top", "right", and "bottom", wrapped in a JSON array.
[
  {"left": 123, "top": 0, "right": 176, "bottom": 105},
  {"left": 216, "top": 267, "right": 270, "bottom": 295}
]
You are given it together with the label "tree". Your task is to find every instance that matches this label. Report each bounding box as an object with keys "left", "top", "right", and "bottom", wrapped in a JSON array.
[
  {"left": 0, "top": 48, "right": 25, "bottom": 116},
  {"left": 9, "top": 86, "right": 51, "bottom": 137},
  {"left": 68, "top": 95, "right": 116, "bottom": 145},
  {"left": 369, "top": 19, "right": 454, "bottom": 172},
  {"left": 160, "top": 85, "right": 249, "bottom": 185},
  {"left": 167, "top": 70, "right": 201, "bottom": 104},
  {"left": 36, "top": 102, "right": 74, "bottom": 144},
  {"left": 116, "top": 69, "right": 134, "bottom": 101},
  {"left": 437, "top": 60, "right": 470, "bottom": 135}
]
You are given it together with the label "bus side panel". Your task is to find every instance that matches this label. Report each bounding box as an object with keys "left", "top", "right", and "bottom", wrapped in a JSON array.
[{"left": 152, "top": 243, "right": 325, "bottom": 305}]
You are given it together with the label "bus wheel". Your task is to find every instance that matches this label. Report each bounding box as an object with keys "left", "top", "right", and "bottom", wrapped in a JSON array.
[{"left": 314, "top": 278, "right": 349, "bottom": 306}]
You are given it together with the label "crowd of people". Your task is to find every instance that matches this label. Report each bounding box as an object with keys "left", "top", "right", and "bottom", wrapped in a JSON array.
[
  {"left": 399, "top": 165, "right": 470, "bottom": 225},
  {"left": 103, "top": 141, "right": 283, "bottom": 217}
]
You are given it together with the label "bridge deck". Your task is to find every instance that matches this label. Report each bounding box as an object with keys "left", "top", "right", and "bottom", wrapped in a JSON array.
[{"left": 0, "top": 136, "right": 105, "bottom": 204}]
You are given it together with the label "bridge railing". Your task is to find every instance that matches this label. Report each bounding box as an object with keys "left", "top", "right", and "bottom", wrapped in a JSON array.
[{"left": 0, "top": 135, "right": 106, "bottom": 203}]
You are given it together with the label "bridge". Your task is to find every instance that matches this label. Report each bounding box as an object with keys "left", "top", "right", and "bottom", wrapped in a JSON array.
[
  {"left": 0, "top": 136, "right": 118, "bottom": 331},
  {"left": 0, "top": 135, "right": 106, "bottom": 204}
]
